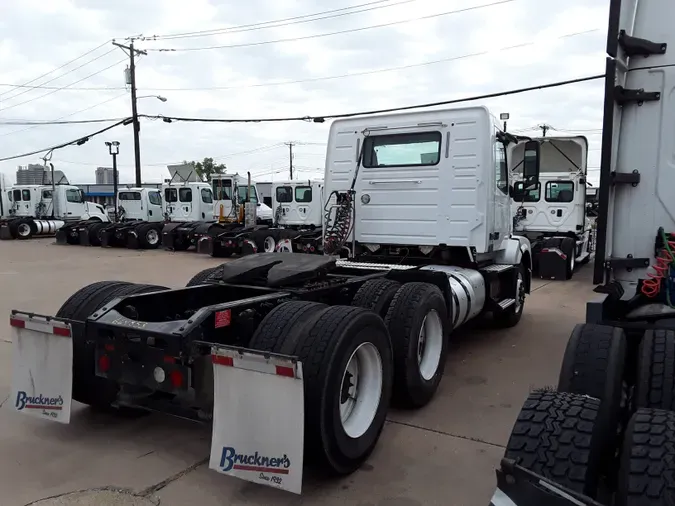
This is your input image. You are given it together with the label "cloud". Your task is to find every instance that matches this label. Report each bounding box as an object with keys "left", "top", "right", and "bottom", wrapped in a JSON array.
[{"left": 0, "top": 0, "right": 609, "bottom": 185}]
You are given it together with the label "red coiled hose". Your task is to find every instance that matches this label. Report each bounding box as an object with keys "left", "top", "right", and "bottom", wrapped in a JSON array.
[{"left": 642, "top": 233, "right": 675, "bottom": 298}]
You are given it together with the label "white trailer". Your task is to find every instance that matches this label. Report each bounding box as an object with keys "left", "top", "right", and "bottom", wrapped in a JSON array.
[
  {"left": 9, "top": 105, "right": 531, "bottom": 495},
  {"left": 508, "top": 135, "right": 595, "bottom": 280},
  {"left": 1, "top": 183, "right": 109, "bottom": 240}
]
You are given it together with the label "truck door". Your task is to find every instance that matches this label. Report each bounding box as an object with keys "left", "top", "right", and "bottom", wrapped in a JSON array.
[
  {"left": 146, "top": 190, "right": 163, "bottom": 222},
  {"left": 164, "top": 188, "right": 177, "bottom": 219},
  {"left": 64, "top": 188, "right": 86, "bottom": 219},
  {"left": 178, "top": 187, "right": 193, "bottom": 221},
  {"left": 118, "top": 191, "right": 144, "bottom": 220},
  {"left": 39, "top": 188, "right": 53, "bottom": 217},
  {"left": 543, "top": 180, "right": 577, "bottom": 231},
  {"left": 199, "top": 187, "right": 213, "bottom": 220},
  {"left": 292, "top": 184, "right": 314, "bottom": 225},
  {"left": 274, "top": 185, "right": 293, "bottom": 223}
]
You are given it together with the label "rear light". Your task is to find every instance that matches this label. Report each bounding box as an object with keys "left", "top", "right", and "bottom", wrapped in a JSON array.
[
  {"left": 98, "top": 355, "right": 110, "bottom": 372},
  {"left": 9, "top": 317, "right": 25, "bottom": 328},
  {"left": 153, "top": 367, "right": 166, "bottom": 384},
  {"left": 170, "top": 370, "right": 184, "bottom": 388}
]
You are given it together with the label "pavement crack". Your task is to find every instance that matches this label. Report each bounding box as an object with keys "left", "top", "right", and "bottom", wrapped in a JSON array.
[
  {"left": 137, "top": 450, "right": 155, "bottom": 459},
  {"left": 386, "top": 419, "right": 506, "bottom": 449},
  {"left": 532, "top": 281, "right": 554, "bottom": 292},
  {"left": 139, "top": 457, "right": 208, "bottom": 497},
  {"left": 0, "top": 394, "right": 9, "bottom": 409}
]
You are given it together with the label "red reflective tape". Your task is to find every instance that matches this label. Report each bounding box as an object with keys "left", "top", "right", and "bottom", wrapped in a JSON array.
[
  {"left": 215, "top": 309, "right": 232, "bottom": 329},
  {"left": 53, "top": 326, "right": 71, "bottom": 337},
  {"left": 163, "top": 355, "right": 175, "bottom": 364},
  {"left": 276, "top": 365, "right": 295, "bottom": 378},
  {"left": 105, "top": 343, "right": 115, "bottom": 351},
  {"left": 9, "top": 317, "right": 25, "bottom": 329},
  {"left": 212, "top": 355, "right": 234, "bottom": 367}
]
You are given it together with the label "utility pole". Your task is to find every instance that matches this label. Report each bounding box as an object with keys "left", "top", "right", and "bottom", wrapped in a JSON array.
[
  {"left": 538, "top": 124, "right": 550, "bottom": 137},
  {"left": 113, "top": 39, "right": 147, "bottom": 186},
  {"left": 285, "top": 142, "right": 295, "bottom": 180}
]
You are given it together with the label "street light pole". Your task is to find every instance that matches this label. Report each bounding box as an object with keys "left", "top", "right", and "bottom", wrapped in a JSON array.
[{"left": 105, "top": 141, "right": 120, "bottom": 222}]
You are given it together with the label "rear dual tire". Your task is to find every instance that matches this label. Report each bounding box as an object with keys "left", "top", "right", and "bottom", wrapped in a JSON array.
[{"left": 249, "top": 302, "right": 393, "bottom": 475}]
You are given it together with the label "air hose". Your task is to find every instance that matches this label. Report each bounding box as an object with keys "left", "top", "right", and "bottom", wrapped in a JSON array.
[
  {"left": 642, "top": 227, "right": 675, "bottom": 306},
  {"left": 323, "top": 190, "right": 354, "bottom": 256}
]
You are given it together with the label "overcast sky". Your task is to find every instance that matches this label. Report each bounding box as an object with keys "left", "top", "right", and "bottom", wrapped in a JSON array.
[{"left": 0, "top": 0, "right": 608, "bottom": 186}]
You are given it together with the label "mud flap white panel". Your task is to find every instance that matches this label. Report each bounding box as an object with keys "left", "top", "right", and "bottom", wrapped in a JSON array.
[
  {"left": 209, "top": 346, "right": 305, "bottom": 495},
  {"left": 10, "top": 313, "right": 73, "bottom": 424}
]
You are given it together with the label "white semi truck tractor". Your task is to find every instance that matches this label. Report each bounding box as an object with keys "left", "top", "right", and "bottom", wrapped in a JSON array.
[{"left": 9, "top": 104, "right": 532, "bottom": 495}]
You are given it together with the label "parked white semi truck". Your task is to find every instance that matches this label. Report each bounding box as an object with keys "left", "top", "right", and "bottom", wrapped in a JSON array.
[
  {"left": 269, "top": 179, "right": 324, "bottom": 254},
  {"left": 1, "top": 183, "right": 109, "bottom": 240},
  {"left": 9, "top": 104, "right": 532, "bottom": 495},
  {"left": 509, "top": 135, "right": 595, "bottom": 280},
  {"left": 488, "top": 0, "right": 675, "bottom": 504}
]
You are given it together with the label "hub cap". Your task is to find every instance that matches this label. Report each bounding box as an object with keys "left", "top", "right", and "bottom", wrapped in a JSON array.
[
  {"left": 339, "top": 342, "right": 383, "bottom": 439},
  {"left": 514, "top": 271, "right": 525, "bottom": 313},
  {"left": 146, "top": 229, "right": 159, "bottom": 245},
  {"left": 17, "top": 223, "right": 31, "bottom": 237},
  {"left": 263, "top": 236, "right": 276, "bottom": 252},
  {"left": 417, "top": 310, "right": 444, "bottom": 381}
]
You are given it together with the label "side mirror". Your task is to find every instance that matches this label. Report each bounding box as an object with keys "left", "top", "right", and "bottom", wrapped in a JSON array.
[{"left": 522, "top": 140, "right": 540, "bottom": 188}]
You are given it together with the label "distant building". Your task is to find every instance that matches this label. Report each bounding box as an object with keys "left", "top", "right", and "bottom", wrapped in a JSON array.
[
  {"left": 16, "top": 164, "right": 68, "bottom": 185},
  {"left": 95, "top": 166, "right": 117, "bottom": 184}
]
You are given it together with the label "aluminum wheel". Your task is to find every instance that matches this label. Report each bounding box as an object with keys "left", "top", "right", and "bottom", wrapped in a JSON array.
[
  {"left": 417, "top": 310, "right": 444, "bottom": 381},
  {"left": 276, "top": 239, "right": 293, "bottom": 253},
  {"left": 17, "top": 223, "right": 31, "bottom": 237},
  {"left": 146, "top": 228, "right": 160, "bottom": 245},
  {"left": 263, "top": 236, "right": 276, "bottom": 252},
  {"left": 514, "top": 270, "right": 525, "bottom": 313},
  {"left": 339, "top": 342, "right": 383, "bottom": 439}
]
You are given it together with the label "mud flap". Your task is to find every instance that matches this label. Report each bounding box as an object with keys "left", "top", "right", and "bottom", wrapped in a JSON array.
[
  {"left": 55, "top": 229, "right": 69, "bottom": 245},
  {"left": 276, "top": 238, "right": 293, "bottom": 253},
  {"left": 197, "top": 235, "right": 214, "bottom": 254},
  {"left": 0, "top": 224, "right": 14, "bottom": 240},
  {"left": 9, "top": 313, "right": 73, "bottom": 424},
  {"left": 209, "top": 346, "right": 304, "bottom": 495}
]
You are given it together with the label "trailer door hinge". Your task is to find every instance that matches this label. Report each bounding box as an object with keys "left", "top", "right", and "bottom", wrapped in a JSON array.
[
  {"left": 618, "top": 30, "right": 668, "bottom": 57},
  {"left": 614, "top": 86, "right": 661, "bottom": 106},
  {"left": 611, "top": 169, "right": 640, "bottom": 186},
  {"left": 604, "top": 256, "right": 650, "bottom": 271}
]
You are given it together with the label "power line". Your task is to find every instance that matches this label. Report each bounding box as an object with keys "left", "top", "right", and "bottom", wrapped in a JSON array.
[
  {"left": 0, "top": 94, "right": 127, "bottom": 141},
  {"left": 0, "top": 57, "right": 127, "bottom": 113},
  {"left": 142, "top": 73, "right": 605, "bottom": 124},
  {"left": 150, "top": 0, "right": 515, "bottom": 52},
  {"left": 0, "top": 28, "right": 599, "bottom": 95},
  {"left": 0, "top": 48, "right": 118, "bottom": 104},
  {"left": 0, "top": 40, "right": 112, "bottom": 98},
  {"left": 0, "top": 118, "right": 131, "bottom": 162},
  {"left": 146, "top": 0, "right": 416, "bottom": 41}
]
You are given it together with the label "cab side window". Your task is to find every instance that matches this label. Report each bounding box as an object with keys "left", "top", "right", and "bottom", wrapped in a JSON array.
[{"left": 495, "top": 141, "right": 508, "bottom": 194}]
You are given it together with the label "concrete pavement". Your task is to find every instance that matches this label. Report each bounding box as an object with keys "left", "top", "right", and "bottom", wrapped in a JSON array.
[{"left": 0, "top": 239, "right": 596, "bottom": 506}]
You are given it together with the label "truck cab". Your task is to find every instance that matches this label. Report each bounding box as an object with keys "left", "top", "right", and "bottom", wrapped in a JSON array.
[
  {"left": 508, "top": 136, "right": 593, "bottom": 279},
  {"left": 211, "top": 174, "right": 273, "bottom": 224},
  {"left": 117, "top": 188, "right": 163, "bottom": 223},
  {"left": 7, "top": 184, "right": 108, "bottom": 222},
  {"left": 323, "top": 106, "right": 524, "bottom": 266},
  {"left": 272, "top": 179, "right": 324, "bottom": 228},
  {"left": 162, "top": 182, "right": 213, "bottom": 223}
]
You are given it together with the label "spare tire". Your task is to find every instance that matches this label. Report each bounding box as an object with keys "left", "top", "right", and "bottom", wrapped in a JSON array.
[{"left": 505, "top": 390, "right": 606, "bottom": 498}]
